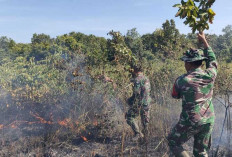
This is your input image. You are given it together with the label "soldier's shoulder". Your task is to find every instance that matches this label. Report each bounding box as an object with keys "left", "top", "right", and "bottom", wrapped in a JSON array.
[
  {"left": 176, "top": 74, "right": 188, "bottom": 86},
  {"left": 176, "top": 74, "right": 185, "bottom": 81}
]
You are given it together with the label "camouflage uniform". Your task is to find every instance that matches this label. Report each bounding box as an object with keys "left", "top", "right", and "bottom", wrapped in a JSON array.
[
  {"left": 168, "top": 47, "right": 218, "bottom": 157},
  {"left": 126, "top": 73, "right": 151, "bottom": 136}
]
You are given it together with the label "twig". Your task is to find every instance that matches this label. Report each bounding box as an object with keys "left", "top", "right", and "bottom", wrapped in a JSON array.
[
  {"left": 215, "top": 97, "right": 226, "bottom": 108},
  {"left": 121, "top": 131, "right": 125, "bottom": 157},
  {"left": 154, "top": 138, "right": 165, "bottom": 151}
]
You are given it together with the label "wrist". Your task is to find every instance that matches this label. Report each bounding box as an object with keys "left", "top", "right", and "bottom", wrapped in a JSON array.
[{"left": 202, "top": 40, "right": 209, "bottom": 49}]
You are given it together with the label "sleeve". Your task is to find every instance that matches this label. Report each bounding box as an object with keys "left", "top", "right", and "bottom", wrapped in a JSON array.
[
  {"left": 127, "top": 80, "right": 137, "bottom": 106},
  {"left": 172, "top": 78, "right": 181, "bottom": 99},
  {"left": 141, "top": 78, "right": 151, "bottom": 107},
  {"left": 127, "top": 93, "right": 135, "bottom": 106},
  {"left": 204, "top": 47, "right": 218, "bottom": 79}
]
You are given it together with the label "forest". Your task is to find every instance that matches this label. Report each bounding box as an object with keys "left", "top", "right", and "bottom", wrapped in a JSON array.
[{"left": 0, "top": 19, "right": 232, "bottom": 156}]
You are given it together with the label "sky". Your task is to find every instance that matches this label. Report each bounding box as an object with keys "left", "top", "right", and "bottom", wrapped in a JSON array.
[{"left": 0, "top": 0, "right": 232, "bottom": 43}]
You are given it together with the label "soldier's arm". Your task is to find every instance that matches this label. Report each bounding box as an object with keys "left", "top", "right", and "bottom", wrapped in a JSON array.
[
  {"left": 172, "top": 79, "right": 181, "bottom": 99},
  {"left": 204, "top": 47, "right": 217, "bottom": 74},
  {"left": 198, "top": 32, "right": 218, "bottom": 78}
]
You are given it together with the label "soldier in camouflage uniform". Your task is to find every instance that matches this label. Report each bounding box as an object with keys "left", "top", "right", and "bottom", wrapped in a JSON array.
[
  {"left": 126, "top": 65, "right": 151, "bottom": 140},
  {"left": 168, "top": 32, "right": 218, "bottom": 157}
]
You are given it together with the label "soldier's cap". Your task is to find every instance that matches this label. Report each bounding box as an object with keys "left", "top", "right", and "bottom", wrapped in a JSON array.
[{"left": 180, "top": 48, "right": 208, "bottom": 62}]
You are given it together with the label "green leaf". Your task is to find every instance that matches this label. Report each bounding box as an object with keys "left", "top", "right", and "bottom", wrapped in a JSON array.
[
  {"left": 184, "top": 19, "right": 190, "bottom": 25},
  {"left": 205, "top": 23, "right": 209, "bottom": 30},
  {"left": 193, "top": 10, "right": 198, "bottom": 17},
  {"left": 189, "top": 0, "right": 194, "bottom": 6},
  {"left": 173, "top": 4, "right": 182, "bottom": 7},
  {"left": 187, "top": 10, "right": 191, "bottom": 17},
  {"left": 191, "top": 15, "right": 196, "bottom": 22},
  {"left": 175, "top": 9, "right": 182, "bottom": 17},
  {"left": 181, "top": 0, "right": 185, "bottom": 5},
  {"left": 208, "top": 8, "right": 216, "bottom": 16},
  {"left": 181, "top": 10, "right": 187, "bottom": 18}
]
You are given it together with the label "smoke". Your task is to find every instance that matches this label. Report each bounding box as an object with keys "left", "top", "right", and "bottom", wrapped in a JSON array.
[{"left": 213, "top": 97, "right": 232, "bottom": 153}]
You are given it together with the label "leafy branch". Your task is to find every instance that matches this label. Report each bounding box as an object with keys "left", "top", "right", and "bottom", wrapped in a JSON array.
[{"left": 173, "top": 0, "right": 216, "bottom": 33}]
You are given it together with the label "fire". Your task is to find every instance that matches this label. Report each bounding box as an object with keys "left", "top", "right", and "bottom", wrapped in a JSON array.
[
  {"left": 58, "top": 118, "right": 70, "bottom": 126},
  {"left": 93, "top": 120, "right": 98, "bottom": 126},
  {"left": 11, "top": 124, "right": 17, "bottom": 129},
  {"left": 0, "top": 120, "right": 37, "bottom": 130},
  {"left": 0, "top": 111, "right": 84, "bottom": 135},
  {"left": 81, "top": 136, "right": 88, "bottom": 142},
  {"left": 30, "top": 112, "right": 53, "bottom": 125}
]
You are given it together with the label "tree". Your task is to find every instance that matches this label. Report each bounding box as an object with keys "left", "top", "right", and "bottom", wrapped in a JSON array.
[
  {"left": 125, "top": 28, "right": 143, "bottom": 58},
  {"left": 142, "top": 20, "right": 185, "bottom": 59},
  {"left": 29, "top": 34, "right": 53, "bottom": 60},
  {"left": 107, "top": 30, "right": 132, "bottom": 64}
]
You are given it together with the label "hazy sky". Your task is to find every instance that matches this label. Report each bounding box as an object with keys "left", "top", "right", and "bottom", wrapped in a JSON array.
[{"left": 0, "top": 0, "right": 231, "bottom": 43}]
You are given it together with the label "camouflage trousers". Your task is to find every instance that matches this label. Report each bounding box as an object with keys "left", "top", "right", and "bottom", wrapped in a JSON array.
[
  {"left": 125, "top": 106, "right": 150, "bottom": 135},
  {"left": 168, "top": 121, "right": 214, "bottom": 157}
]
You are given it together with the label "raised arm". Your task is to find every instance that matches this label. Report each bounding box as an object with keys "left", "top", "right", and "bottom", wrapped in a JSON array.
[{"left": 198, "top": 32, "right": 218, "bottom": 77}]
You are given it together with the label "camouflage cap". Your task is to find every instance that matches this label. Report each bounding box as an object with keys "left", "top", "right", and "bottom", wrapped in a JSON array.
[{"left": 180, "top": 49, "right": 208, "bottom": 62}]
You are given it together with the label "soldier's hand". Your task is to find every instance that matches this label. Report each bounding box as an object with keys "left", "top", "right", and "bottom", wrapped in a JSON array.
[
  {"left": 197, "top": 32, "right": 206, "bottom": 41},
  {"left": 197, "top": 32, "right": 209, "bottom": 49}
]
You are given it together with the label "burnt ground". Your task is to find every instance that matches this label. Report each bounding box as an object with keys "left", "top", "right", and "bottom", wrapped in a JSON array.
[
  {"left": 0, "top": 99, "right": 231, "bottom": 157},
  {"left": 0, "top": 128, "right": 231, "bottom": 157},
  {"left": 0, "top": 127, "right": 169, "bottom": 157}
]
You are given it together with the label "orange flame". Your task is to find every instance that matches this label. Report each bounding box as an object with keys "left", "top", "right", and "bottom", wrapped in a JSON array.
[
  {"left": 0, "top": 112, "right": 83, "bottom": 132},
  {"left": 81, "top": 136, "right": 88, "bottom": 142},
  {"left": 30, "top": 112, "right": 53, "bottom": 125},
  {"left": 93, "top": 120, "right": 98, "bottom": 126},
  {"left": 11, "top": 124, "right": 17, "bottom": 129},
  {"left": 58, "top": 118, "right": 70, "bottom": 126}
]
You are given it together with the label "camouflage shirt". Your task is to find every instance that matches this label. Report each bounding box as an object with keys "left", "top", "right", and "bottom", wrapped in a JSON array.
[
  {"left": 172, "top": 47, "right": 218, "bottom": 125},
  {"left": 128, "top": 73, "right": 151, "bottom": 108}
]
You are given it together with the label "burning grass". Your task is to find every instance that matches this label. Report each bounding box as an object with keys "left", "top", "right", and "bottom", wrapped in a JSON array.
[{"left": 0, "top": 100, "right": 231, "bottom": 156}]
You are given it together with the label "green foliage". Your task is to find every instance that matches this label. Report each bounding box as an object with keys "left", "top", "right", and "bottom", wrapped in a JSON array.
[
  {"left": 0, "top": 54, "right": 68, "bottom": 106},
  {"left": 174, "top": 0, "right": 216, "bottom": 33},
  {"left": 215, "top": 63, "right": 232, "bottom": 96},
  {"left": 107, "top": 30, "right": 133, "bottom": 64},
  {"left": 142, "top": 20, "right": 190, "bottom": 59},
  {"left": 1, "top": 20, "right": 232, "bottom": 147}
]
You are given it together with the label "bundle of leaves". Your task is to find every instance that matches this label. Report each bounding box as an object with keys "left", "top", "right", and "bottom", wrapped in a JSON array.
[{"left": 173, "top": 0, "right": 216, "bottom": 33}]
